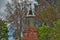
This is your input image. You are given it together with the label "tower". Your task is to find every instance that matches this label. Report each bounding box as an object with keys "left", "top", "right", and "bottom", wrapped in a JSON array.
[{"left": 23, "top": 1, "right": 38, "bottom": 40}]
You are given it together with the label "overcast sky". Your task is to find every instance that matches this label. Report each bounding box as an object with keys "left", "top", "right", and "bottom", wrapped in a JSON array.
[{"left": 0, "top": 0, "right": 7, "bottom": 19}]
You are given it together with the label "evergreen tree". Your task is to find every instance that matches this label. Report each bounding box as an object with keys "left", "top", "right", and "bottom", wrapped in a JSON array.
[{"left": 0, "top": 19, "right": 8, "bottom": 40}]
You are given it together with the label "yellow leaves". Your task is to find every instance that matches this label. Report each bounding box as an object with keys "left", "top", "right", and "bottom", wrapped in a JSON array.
[{"left": 36, "top": 4, "right": 58, "bottom": 24}]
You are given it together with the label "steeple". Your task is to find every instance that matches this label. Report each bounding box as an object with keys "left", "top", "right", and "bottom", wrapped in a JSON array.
[
  {"left": 23, "top": 0, "right": 38, "bottom": 40},
  {"left": 26, "top": 3, "right": 35, "bottom": 17}
]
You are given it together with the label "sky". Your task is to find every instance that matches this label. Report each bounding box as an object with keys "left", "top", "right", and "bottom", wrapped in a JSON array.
[
  {"left": 0, "top": 0, "right": 12, "bottom": 20},
  {"left": 0, "top": 0, "right": 7, "bottom": 19}
]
